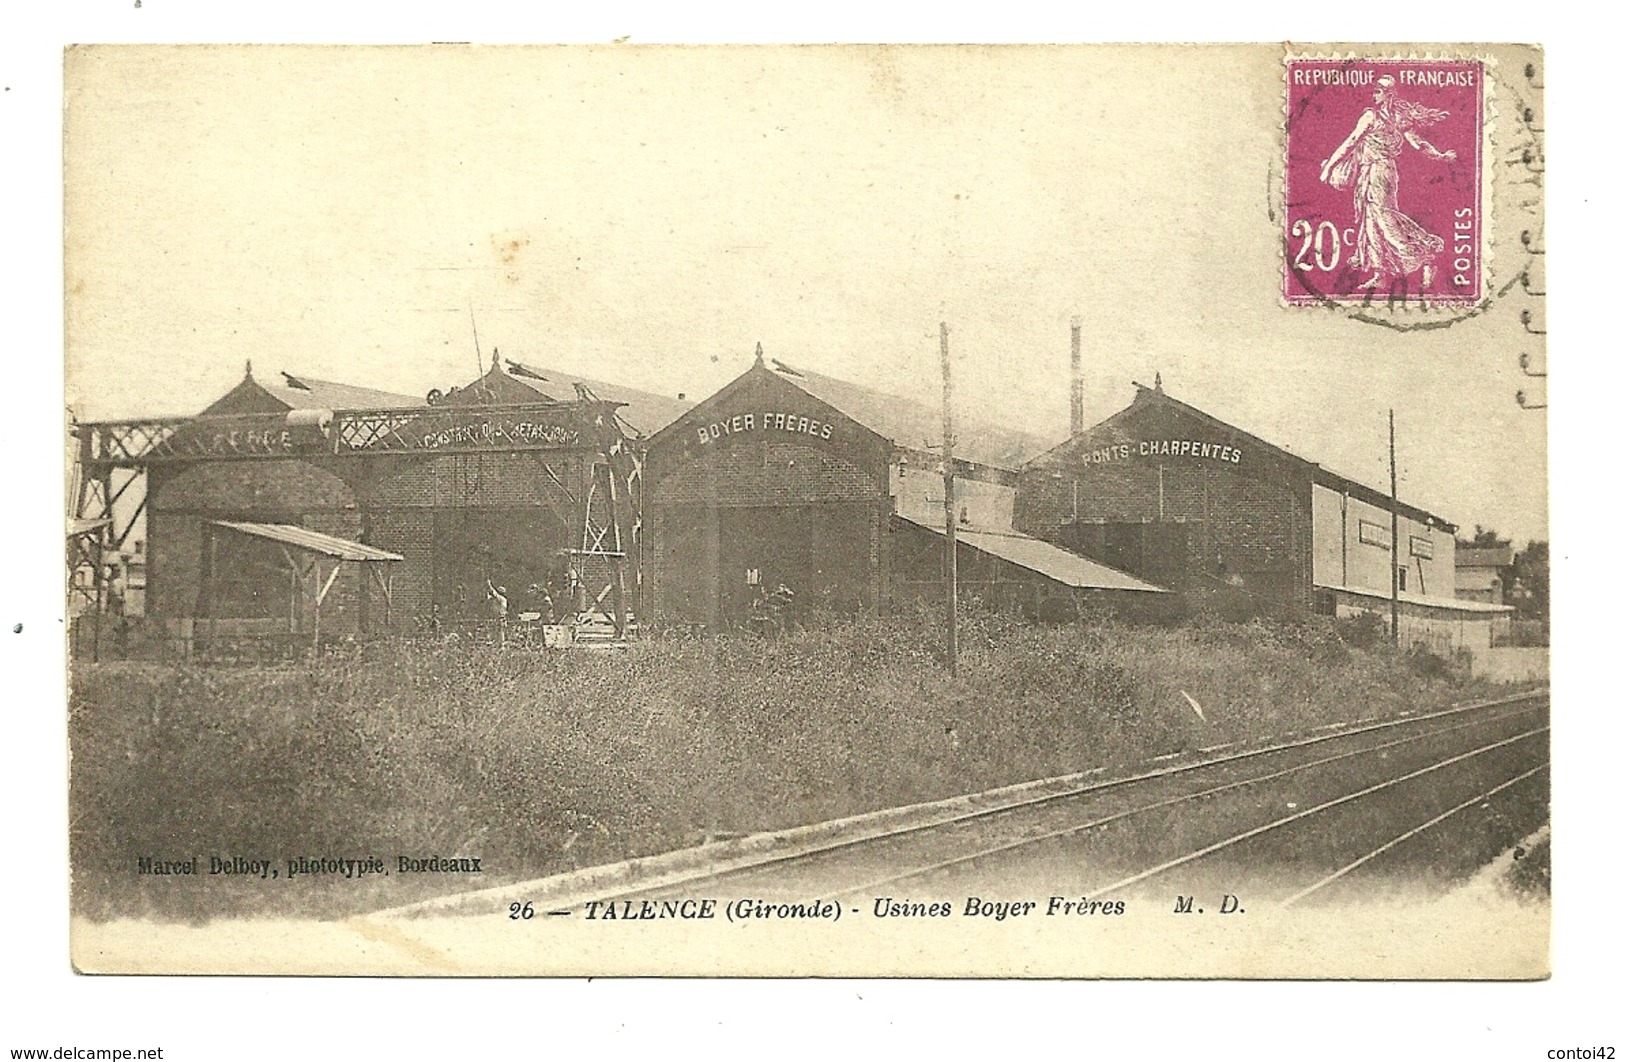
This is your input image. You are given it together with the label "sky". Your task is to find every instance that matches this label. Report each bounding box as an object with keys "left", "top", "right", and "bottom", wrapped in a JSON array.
[{"left": 63, "top": 45, "right": 1547, "bottom": 543}]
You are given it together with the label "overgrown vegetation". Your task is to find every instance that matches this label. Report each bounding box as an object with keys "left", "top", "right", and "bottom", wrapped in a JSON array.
[
  {"left": 1501, "top": 832, "right": 1552, "bottom": 902},
  {"left": 69, "top": 608, "right": 1509, "bottom": 922}
]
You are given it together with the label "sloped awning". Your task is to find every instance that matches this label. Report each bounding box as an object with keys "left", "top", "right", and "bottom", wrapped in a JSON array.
[
  {"left": 898, "top": 516, "right": 1166, "bottom": 593},
  {"left": 1316, "top": 582, "right": 1513, "bottom": 615},
  {"left": 211, "top": 521, "right": 403, "bottom": 562},
  {"left": 204, "top": 521, "right": 403, "bottom": 644}
]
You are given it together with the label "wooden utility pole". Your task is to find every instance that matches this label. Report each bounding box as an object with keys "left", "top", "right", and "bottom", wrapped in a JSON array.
[
  {"left": 1389, "top": 408, "right": 1400, "bottom": 647},
  {"left": 941, "top": 321, "right": 958, "bottom": 675}
]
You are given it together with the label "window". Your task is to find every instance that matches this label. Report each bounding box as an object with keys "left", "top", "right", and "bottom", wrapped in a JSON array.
[{"left": 1399, "top": 569, "right": 1408, "bottom": 592}]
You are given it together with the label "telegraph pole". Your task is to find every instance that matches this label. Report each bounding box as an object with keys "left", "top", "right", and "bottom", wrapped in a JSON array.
[
  {"left": 941, "top": 321, "right": 958, "bottom": 675},
  {"left": 1389, "top": 408, "right": 1400, "bottom": 647}
]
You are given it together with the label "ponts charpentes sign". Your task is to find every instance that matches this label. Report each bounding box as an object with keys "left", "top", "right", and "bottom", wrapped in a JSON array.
[{"left": 1074, "top": 438, "right": 1246, "bottom": 470}]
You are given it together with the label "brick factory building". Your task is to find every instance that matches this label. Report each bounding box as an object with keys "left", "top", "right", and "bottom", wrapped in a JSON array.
[
  {"left": 642, "top": 350, "right": 1166, "bottom": 630},
  {"left": 1015, "top": 379, "right": 1510, "bottom": 652},
  {"left": 74, "top": 348, "right": 1165, "bottom": 653},
  {"left": 73, "top": 356, "right": 690, "bottom": 652},
  {"left": 72, "top": 346, "right": 1504, "bottom": 655}
]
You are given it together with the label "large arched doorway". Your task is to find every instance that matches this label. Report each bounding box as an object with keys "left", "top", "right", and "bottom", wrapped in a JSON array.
[{"left": 431, "top": 507, "right": 574, "bottom": 622}]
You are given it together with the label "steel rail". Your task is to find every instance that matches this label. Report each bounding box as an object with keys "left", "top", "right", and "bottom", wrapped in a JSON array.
[
  {"left": 820, "top": 701, "right": 1546, "bottom": 901},
  {"left": 1089, "top": 725, "right": 1550, "bottom": 898},
  {"left": 1278, "top": 762, "right": 1550, "bottom": 907},
  {"left": 582, "top": 689, "right": 1547, "bottom": 905}
]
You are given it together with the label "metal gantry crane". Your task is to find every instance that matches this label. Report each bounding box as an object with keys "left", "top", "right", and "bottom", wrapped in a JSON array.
[{"left": 68, "top": 394, "right": 647, "bottom": 649}]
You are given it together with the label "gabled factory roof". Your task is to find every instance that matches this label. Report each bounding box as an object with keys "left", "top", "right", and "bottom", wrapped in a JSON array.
[
  {"left": 496, "top": 359, "right": 694, "bottom": 439},
  {"left": 1318, "top": 581, "right": 1512, "bottom": 614},
  {"left": 189, "top": 357, "right": 692, "bottom": 438},
  {"left": 1028, "top": 381, "right": 1457, "bottom": 532},
  {"left": 200, "top": 364, "right": 423, "bottom": 416},
  {"left": 766, "top": 358, "right": 1057, "bottom": 473},
  {"left": 441, "top": 357, "right": 692, "bottom": 439}
]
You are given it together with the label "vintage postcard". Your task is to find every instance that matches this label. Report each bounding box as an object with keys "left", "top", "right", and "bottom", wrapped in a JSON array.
[{"left": 64, "top": 43, "right": 1548, "bottom": 978}]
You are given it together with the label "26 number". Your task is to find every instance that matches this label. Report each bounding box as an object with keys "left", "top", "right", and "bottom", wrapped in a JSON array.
[
  {"left": 1291, "top": 219, "right": 1344, "bottom": 272},
  {"left": 509, "top": 901, "right": 534, "bottom": 920}
]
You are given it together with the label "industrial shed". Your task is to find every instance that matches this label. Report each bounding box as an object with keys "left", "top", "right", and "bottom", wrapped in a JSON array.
[
  {"left": 641, "top": 350, "right": 1163, "bottom": 629},
  {"left": 75, "top": 345, "right": 1509, "bottom": 654},
  {"left": 74, "top": 356, "right": 691, "bottom": 649},
  {"left": 1015, "top": 379, "right": 1510, "bottom": 650}
]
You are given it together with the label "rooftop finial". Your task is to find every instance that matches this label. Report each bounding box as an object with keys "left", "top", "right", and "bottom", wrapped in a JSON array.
[
  {"left": 244, "top": 359, "right": 253, "bottom": 379},
  {"left": 754, "top": 342, "right": 764, "bottom": 366},
  {"left": 492, "top": 347, "right": 500, "bottom": 371},
  {"left": 1154, "top": 371, "right": 1163, "bottom": 392}
]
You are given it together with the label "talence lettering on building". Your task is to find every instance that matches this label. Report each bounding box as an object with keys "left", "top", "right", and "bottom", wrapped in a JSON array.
[
  {"left": 196, "top": 426, "right": 297, "bottom": 457},
  {"left": 1076, "top": 439, "right": 1244, "bottom": 470},
  {"left": 157, "top": 415, "right": 313, "bottom": 459},
  {"left": 696, "top": 411, "right": 835, "bottom": 446}
]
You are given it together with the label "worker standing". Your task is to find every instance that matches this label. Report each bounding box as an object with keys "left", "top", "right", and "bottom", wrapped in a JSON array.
[{"left": 485, "top": 578, "right": 509, "bottom": 646}]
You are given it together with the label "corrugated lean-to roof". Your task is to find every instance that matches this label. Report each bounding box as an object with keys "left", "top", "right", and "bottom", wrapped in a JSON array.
[
  {"left": 898, "top": 515, "right": 1166, "bottom": 592},
  {"left": 212, "top": 521, "right": 404, "bottom": 562}
]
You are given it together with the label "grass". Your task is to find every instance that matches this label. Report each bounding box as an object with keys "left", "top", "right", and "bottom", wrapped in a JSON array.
[
  {"left": 68, "top": 607, "right": 1516, "bottom": 922},
  {"left": 1502, "top": 831, "right": 1552, "bottom": 902}
]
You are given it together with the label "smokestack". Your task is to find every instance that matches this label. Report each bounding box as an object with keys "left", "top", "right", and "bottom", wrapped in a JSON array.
[{"left": 1069, "top": 316, "right": 1084, "bottom": 436}]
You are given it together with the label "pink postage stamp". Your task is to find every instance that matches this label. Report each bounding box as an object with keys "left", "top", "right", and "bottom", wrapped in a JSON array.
[{"left": 1284, "top": 57, "right": 1486, "bottom": 306}]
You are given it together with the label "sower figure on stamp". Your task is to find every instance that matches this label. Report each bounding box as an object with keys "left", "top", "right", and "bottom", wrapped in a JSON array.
[{"left": 1319, "top": 75, "right": 1457, "bottom": 292}]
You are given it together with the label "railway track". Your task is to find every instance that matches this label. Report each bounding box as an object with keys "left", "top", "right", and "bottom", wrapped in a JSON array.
[{"left": 571, "top": 689, "right": 1550, "bottom": 912}]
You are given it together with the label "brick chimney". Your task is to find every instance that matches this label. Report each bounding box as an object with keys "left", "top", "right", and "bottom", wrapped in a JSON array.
[{"left": 1069, "top": 316, "right": 1084, "bottom": 436}]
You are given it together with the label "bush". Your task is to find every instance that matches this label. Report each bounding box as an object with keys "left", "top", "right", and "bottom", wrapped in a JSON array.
[
  {"left": 1502, "top": 833, "right": 1551, "bottom": 901},
  {"left": 69, "top": 607, "right": 1490, "bottom": 921},
  {"left": 1334, "top": 611, "right": 1390, "bottom": 650},
  {"left": 1406, "top": 643, "right": 1469, "bottom": 682}
]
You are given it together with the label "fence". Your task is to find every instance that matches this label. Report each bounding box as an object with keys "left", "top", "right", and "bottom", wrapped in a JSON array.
[
  {"left": 1494, "top": 618, "right": 1550, "bottom": 648},
  {"left": 68, "top": 613, "right": 596, "bottom": 662}
]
